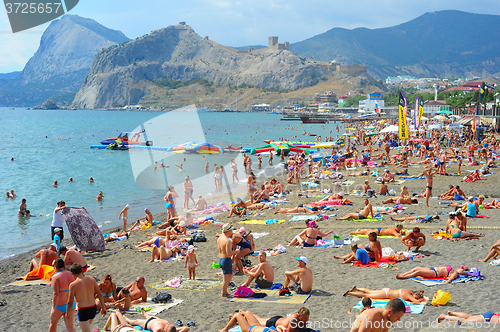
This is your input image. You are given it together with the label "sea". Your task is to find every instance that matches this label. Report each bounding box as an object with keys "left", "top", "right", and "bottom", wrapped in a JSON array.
[{"left": 0, "top": 107, "right": 346, "bottom": 259}]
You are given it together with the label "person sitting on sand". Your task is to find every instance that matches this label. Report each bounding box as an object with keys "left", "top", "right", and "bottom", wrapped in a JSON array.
[
  {"left": 128, "top": 208, "right": 154, "bottom": 231},
  {"left": 446, "top": 216, "right": 484, "bottom": 239},
  {"left": 253, "top": 307, "right": 310, "bottom": 332},
  {"left": 254, "top": 184, "right": 270, "bottom": 203},
  {"left": 284, "top": 256, "right": 313, "bottom": 294},
  {"left": 464, "top": 169, "right": 482, "bottom": 182},
  {"left": 337, "top": 199, "right": 373, "bottom": 220},
  {"left": 379, "top": 181, "right": 388, "bottom": 195},
  {"left": 104, "top": 231, "right": 130, "bottom": 243},
  {"left": 334, "top": 244, "right": 371, "bottom": 265},
  {"left": 274, "top": 205, "right": 320, "bottom": 214},
  {"left": 350, "top": 225, "right": 405, "bottom": 237},
  {"left": 124, "top": 309, "right": 191, "bottom": 332},
  {"left": 350, "top": 298, "right": 406, "bottom": 332},
  {"left": 401, "top": 227, "right": 426, "bottom": 252},
  {"left": 119, "top": 277, "right": 147, "bottom": 304},
  {"left": 97, "top": 274, "right": 118, "bottom": 305},
  {"left": 287, "top": 220, "right": 333, "bottom": 247},
  {"left": 241, "top": 250, "right": 274, "bottom": 288},
  {"left": 59, "top": 246, "right": 88, "bottom": 272},
  {"left": 191, "top": 195, "right": 208, "bottom": 211},
  {"left": 395, "top": 265, "right": 470, "bottom": 283},
  {"left": 219, "top": 310, "right": 286, "bottom": 332},
  {"left": 342, "top": 286, "right": 426, "bottom": 304},
  {"left": 382, "top": 169, "right": 395, "bottom": 183},
  {"left": 477, "top": 238, "right": 500, "bottom": 262},
  {"left": 437, "top": 311, "right": 500, "bottom": 323},
  {"left": 438, "top": 185, "right": 455, "bottom": 200},
  {"left": 270, "top": 178, "right": 284, "bottom": 194},
  {"left": 149, "top": 244, "right": 183, "bottom": 263},
  {"left": 381, "top": 196, "right": 418, "bottom": 204},
  {"left": 30, "top": 243, "right": 59, "bottom": 272},
  {"left": 390, "top": 215, "right": 440, "bottom": 222},
  {"left": 227, "top": 198, "right": 252, "bottom": 218}
]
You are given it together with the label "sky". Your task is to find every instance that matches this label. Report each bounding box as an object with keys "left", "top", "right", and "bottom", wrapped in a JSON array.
[{"left": 1, "top": 0, "right": 500, "bottom": 73}]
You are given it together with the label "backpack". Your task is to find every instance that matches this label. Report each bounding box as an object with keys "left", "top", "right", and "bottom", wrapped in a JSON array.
[
  {"left": 193, "top": 233, "right": 207, "bottom": 242},
  {"left": 234, "top": 286, "right": 254, "bottom": 298},
  {"left": 152, "top": 292, "right": 172, "bottom": 303}
]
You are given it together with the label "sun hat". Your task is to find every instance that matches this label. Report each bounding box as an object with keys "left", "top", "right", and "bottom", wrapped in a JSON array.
[
  {"left": 144, "top": 208, "right": 150, "bottom": 211},
  {"left": 110, "top": 233, "right": 118, "bottom": 240},
  {"left": 54, "top": 228, "right": 62, "bottom": 233},
  {"left": 296, "top": 256, "right": 308, "bottom": 264},
  {"left": 468, "top": 196, "right": 474, "bottom": 201},
  {"left": 125, "top": 204, "right": 130, "bottom": 208},
  {"left": 222, "top": 223, "right": 233, "bottom": 232},
  {"left": 239, "top": 227, "right": 247, "bottom": 233},
  {"left": 179, "top": 220, "right": 186, "bottom": 227},
  {"left": 308, "top": 220, "right": 317, "bottom": 228}
]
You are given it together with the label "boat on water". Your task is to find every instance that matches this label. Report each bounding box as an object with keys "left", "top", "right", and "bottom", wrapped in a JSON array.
[
  {"left": 300, "top": 116, "right": 328, "bottom": 124},
  {"left": 100, "top": 130, "right": 152, "bottom": 146}
]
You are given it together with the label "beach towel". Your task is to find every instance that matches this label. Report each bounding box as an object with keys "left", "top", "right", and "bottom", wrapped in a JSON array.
[
  {"left": 62, "top": 207, "right": 105, "bottom": 252},
  {"left": 289, "top": 215, "right": 333, "bottom": 221},
  {"left": 408, "top": 274, "right": 484, "bottom": 287},
  {"left": 400, "top": 177, "right": 425, "bottom": 180},
  {"left": 310, "top": 199, "right": 351, "bottom": 206},
  {"left": 352, "top": 234, "right": 398, "bottom": 238},
  {"left": 346, "top": 215, "right": 383, "bottom": 222},
  {"left": 119, "top": 299, "right": 183, "bottom": 315},
  {"left": 230, "top": 288, "right": 311, "bottom": 304},
  {"left": 489, "top": 259, "right": 500, "bottom": 267},
  {"left": 239, "top": 219, "right": 285, "bottom": 225},
  {"left": 23, "top": 265, "right": 55, "bottom": 281},
  {"left": 301, "top": 240, "right": 345, "bottom": 248},
  {"left": 341, "top": 180, "right": 355, "bottom": 186},
  {"left": 353, "top": 299, "right": 425, "bottom": 314},
  {"left": 7, "top": 279, "right": 52, "bottom": 287},
  {"left": 149, "top": 277, "right": 222, "bottom": 291},
  {"left": 193, "top": 203, "right": 229, "bottom": 215},
  {"left": 352, "top": 257, "right": 397, "bottom": 268}
]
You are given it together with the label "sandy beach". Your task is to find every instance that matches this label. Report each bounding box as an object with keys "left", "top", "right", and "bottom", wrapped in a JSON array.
[{"left": 2, "top": 158, "right": 500, "bottom": 332}]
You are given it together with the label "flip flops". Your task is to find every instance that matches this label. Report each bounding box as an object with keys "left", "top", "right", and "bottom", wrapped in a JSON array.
[
  {"left": 175, "top": 320, "right": 183, "bottom": 327},
  {"left": 187, "top": 321, "right": 196, "bottom": 327}
]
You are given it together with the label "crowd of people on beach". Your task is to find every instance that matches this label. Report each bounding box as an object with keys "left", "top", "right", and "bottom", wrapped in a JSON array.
[{"left": 10, "top": 117, "right": 500, "bottom": 332}]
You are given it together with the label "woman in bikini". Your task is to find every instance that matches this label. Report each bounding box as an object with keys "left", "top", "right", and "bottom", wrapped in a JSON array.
[
  {"left": 219, "top": 310, "right": 286, "bottom": 332},
  {"left": 148, "top": 245, "right": 183, "bottom": 263},
  {"left": 49, "top": 258, "right": 76, "bottom": 332},
  {"left": 247, "top": 172, "right": 257, "bottom": 203},
  {"left": 437, "top": 311, "right": 500, "bottom": 323},
  {"left": 164, "top": 185, "right": 178, "bottom": 220},
  {"left": 231, "top": 159, "right": 239, "bottom": 183},
  {"left": 287, "top": 220, "right": 333, "bottom": 247},
  {"left": 342, "top": 286, "right": 426, "bottom": 303},
  {"left": 97, "top": 274, "right": 118, "bottom": 304},
  {"left": 349, "top": 225, "right": 404, "bottom": 237},
  {"left": 232, "top": 228, "right": 253, "bottom": 274},
  {"left": 395, "top": 265, "right": 469, "bottom": 282},
  {"left": 447, "top": 218, "right": 484, "bottom": 239}
]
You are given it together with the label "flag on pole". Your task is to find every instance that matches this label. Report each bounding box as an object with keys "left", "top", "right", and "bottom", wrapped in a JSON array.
[
  {"left": 398, "top": 92, "right": 408, "bottom": 139},
  {"left": 375, "top": 100, "right": 379, "bottom": 113},
  {"left": 414, "top": 95, "right": 419, "bottom": 130},
  {"left": 418, "top": 98, "right": 424, "bottom": 128}
]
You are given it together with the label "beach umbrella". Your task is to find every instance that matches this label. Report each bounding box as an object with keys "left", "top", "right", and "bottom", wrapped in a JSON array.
[
  {"left": 428, "top": 124, "right": 442, "bottom": 130},
  {"left": 380, "top": 125, "right": 399, "bottom": 133},
  {"left": 421, "top": 116, "right": 429, "bottom": 121}
]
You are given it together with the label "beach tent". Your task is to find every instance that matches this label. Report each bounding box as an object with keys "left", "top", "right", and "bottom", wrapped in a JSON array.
[
  {"left": 61, "top": 207, "right": 105, "bottom": 252},
  {"left": 380, "top": 125, "right": 399, "bottom": 133}
]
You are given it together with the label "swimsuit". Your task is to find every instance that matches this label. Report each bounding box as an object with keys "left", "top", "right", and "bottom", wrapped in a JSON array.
[
  {"left": 55, "top": 301, "right": 76, "bottom": 313},
  {"left": 376, "top": 228, "right": 382, "bottom": 235},
  {"left": 154, "top": 237, "right": 161, "bottom": 247},
  {"left": 482, "top": 312, "right": 496, "bottom": 322},
  {"left": 218, "top": 257, "right": 232, "bottom": 275},
  {"left": 113, "top": 325, "right": 139, "bottom": 332},
  {"left": 303, "top": 241, "right": 315, "bottom": 247},
  {"left": 265, "top": 316, "right": 283, "bottom": 328},
  {"left": 144, "top": 317, "right": 157, "bottom": 331},
  {"left": 77, "top": 304, "right": 97, "bottom": 322},
  {"left": 429, "top": 267, "right": 438, "bottom": 277},
  {"left": 452, "top": 231, "right": 462, "bottom": 238},
  {"left": 358, "top": 214, "right": 366, "bottom": 219},
  {"left": 187, "top": 262, "right": 196, "bottom": 267},
  {"left": 250, "top": 326, "right": 276, "bottom": 332}
]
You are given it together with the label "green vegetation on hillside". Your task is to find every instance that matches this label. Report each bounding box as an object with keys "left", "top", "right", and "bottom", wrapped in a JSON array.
[{"left": 343, "top": 95, "right": 367, "bottom": 107}]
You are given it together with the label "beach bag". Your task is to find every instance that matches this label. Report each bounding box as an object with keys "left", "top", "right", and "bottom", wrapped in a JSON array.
[
  {"left": 152, "top": 292, "right": 172, "bottom": 303},
  {"left": 332, "top": 234, "right": 344, "bottom": 246},
  {"left": 279, "top": 289, "right": 292, "bottom": 296},
  {"left": 193, "top": 233, "right": 207, "bottom": 242},
  {"left": 432, "top": 290, "right": 451, "bottom": 305},
  {"left": 234, "top": 286, "right": 254, "bottom": 298}
]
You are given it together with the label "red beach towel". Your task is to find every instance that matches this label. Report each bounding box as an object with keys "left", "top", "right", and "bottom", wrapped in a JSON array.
[{"left": 352, "top": 257, "right": 397, "bottom": 268}]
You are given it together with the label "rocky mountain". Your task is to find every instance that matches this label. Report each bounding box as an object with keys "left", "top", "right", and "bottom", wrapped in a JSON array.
[
  {"left": 291, "top": 10, "right": 500, "bottom": 79},
  {"left": 0, "top": 15, "right": 129, "bottom": 107},
  {"left": 72, "top": 23, "right": 343, "bottom": 109},
  {"left": 0, "top": 71, "right": 21, "bottom": 80}
]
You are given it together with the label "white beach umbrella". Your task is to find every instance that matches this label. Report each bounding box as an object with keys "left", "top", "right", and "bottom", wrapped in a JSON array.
[{"left": 380, "top": 125, "right": 399, "bottom": 133}]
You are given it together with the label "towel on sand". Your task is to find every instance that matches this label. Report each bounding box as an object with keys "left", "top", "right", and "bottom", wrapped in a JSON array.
[
  {"left": 239, "top": 219, "right": 285, "bottom": 225},
  {"left": 24, "top": 265, "right": 55, "bottom": 281},
  {"left": 353, "top": 298, "right": 426, "bottom": 314},
  {"left": 347, "top": 215, "right": 383, "bottom": 222},
  {"left": 230, "top": 288, "right": 311, "bottom": 304},
  {"left": 408, "top": 274, "right": 484, "bottom": 287},
  {"left": 352, "top": 257, "right": 397, "bottom": 268}
]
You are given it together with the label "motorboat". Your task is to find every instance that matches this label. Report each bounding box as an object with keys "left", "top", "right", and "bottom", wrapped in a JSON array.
[{"left": 100, "top": 130, "right": 152, "bottom": 146}]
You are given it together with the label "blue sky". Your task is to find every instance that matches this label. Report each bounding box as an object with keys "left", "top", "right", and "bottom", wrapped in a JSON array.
[{"left": 1, "top": 0, "right": 500, "bottom": 73}]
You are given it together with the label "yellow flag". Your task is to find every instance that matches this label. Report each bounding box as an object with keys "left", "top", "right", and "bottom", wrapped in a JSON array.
[{"left": 398, "top": 92, "right": 408, "bottom": 139}]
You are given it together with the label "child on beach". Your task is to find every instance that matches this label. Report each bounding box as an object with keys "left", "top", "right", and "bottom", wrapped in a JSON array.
[
  {"left": 112, "top": 288, "right": 131, "bottom": 312},
  {"left": 184, "top": 245, "right": 198, "bottom": 280},
  {"left": 118, "top": 204, "right": 129, "bottom": 232},
  {"left": 53, "top": 228, "right": 62, "bottom": 250},
  {"left": 348, "top": 297, "right": 373, "bottom": 316}
]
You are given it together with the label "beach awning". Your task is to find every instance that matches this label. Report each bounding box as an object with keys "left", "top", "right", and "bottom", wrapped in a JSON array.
[
  {"left": 380, "top": 125, "right": 398, "bottom": 133},
  {"left": 438, "top": 110, "right": 453, "bottom": 115}
]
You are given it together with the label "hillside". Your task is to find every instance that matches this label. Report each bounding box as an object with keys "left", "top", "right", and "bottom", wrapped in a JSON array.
[
  {"left": 291, "top": 10, "right": 500, "bottom": 79},
  {"left": 72, "top": 24, "right": 348, "bottom": 109},
  {"left": 0, "top": 15, "right": 129, "bottom": 107}
]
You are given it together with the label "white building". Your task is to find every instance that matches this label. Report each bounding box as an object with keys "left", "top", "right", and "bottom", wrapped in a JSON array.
[{"left": 359, "top": 93, "right": 384, "bottom": 112}]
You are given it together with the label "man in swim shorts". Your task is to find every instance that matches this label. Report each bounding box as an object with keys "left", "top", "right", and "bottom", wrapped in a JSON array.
[
  {"left": 217, "top": 223, "right": 236, "bottom": 297},
  {"left": 337, "top": 199, "right": 373, "bottom": 220},
  {"left": 241, "top": 250, "right": 274, "bottom": 288},
  {"left": 423, "top": 167, "right": 437, "bottom": 208},
  {"left": 59, "top": 246, "right": 88, "bottom": 272},
  {"left": 125, "top": 309, "right": 191, "bottom": 332},
  {"left": 284, "top": 256, "right": 313, "bottom": 294},
  {"left": 67, "top": 263, "right": 106, "bottom": 332},
  {"left": 120, "top": 276, "right": 147, "bottom": 304}
]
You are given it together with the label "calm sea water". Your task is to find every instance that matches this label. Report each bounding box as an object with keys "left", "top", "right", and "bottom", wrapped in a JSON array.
[{"left": 0, "top": 108, "right": 345, "bottom": 259}]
